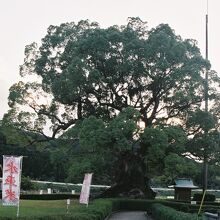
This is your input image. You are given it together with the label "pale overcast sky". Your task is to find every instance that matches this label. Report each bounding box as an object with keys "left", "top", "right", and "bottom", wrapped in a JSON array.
[{"left": 0, "top": 0, "right": 219, "bottom": 119}]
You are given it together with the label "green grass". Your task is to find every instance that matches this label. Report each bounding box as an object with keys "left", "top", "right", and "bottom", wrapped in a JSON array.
[{"left": 0, "top": 200, "right": 81, "bottom": 218}]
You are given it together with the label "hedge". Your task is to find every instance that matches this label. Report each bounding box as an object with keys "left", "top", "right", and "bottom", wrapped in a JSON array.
[
  {"left": 111, "top": 198, "right": 220, "bottom": 214},
  {"left": 151, "top": 203, "right": 202, "bottom": 220},
  {"left": 193, "top": 193, "right": 216, "bottom": 202},
  {"left": 20, "top": 194, "right": 80, "bottom": 200}
]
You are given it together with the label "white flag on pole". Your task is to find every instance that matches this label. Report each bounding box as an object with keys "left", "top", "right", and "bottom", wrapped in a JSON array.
[
  {"left": 2, "top": 156, "right": 23, "bottom": 206},
  {"left": 79, "top": 173, "right": 93, "bottom": 205}
]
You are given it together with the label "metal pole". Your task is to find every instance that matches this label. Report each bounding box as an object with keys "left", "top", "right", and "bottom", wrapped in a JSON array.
[
  {"left": 203, "top": 0, "right": 209, "bottom": 193},
  {"left": 205, "top": 12, "right": 209, "bottom": 105},
  {"left": 17, "top": 156, "right": 23, "bottom": 218}
]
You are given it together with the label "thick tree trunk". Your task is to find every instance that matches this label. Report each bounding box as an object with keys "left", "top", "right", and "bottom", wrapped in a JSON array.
[{"left": 100, "top": 151, "right": 156, "bottom": 199}]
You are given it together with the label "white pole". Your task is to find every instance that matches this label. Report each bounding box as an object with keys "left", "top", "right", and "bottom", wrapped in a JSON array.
[
  {"left": 16, "top": 156, "right": 23, "bottom": 218},
  {"left": 66, "top": 199, "right": 70, "bottom": 214}
]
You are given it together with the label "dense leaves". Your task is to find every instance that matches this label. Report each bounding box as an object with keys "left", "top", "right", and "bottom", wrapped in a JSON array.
[{"left": 5, "top": 18, "right": 215, "bottom": 138}]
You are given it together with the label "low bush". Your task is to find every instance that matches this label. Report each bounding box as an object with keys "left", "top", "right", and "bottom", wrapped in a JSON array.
[
  {"left": 111, "top": 198, "right": 194, "bottom": 213},
  {"left": 112, "top": 198, "right": 220, "bottom": 214},
  {"left": 151, "top": 203, "right": 202, "bottom": 220},
  {"left": 20, "top": 193, "right": 80, "bottom": 200},
  {"left": 21, "top": 176, "right": 38, "bottom": 191},
  {"left": 193, "top": 193, "right": 216, "bottom": 202}
]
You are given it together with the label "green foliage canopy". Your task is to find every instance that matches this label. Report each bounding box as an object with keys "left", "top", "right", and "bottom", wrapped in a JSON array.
[{"left": 5, "top": 17, "right": 217, "bottom": 139}]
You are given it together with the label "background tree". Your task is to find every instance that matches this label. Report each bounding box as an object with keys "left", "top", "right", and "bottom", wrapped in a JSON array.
[
  {"left": 186, "top": 110, "right": 220, "bottom": 161},
  {"left": 184, "top": 109, "right": 220, "bottom": 188}
]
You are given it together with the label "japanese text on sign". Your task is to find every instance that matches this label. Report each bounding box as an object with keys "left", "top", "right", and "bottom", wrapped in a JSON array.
[{"left": 2, "top": 156, "right": 22, "bottom": 206}]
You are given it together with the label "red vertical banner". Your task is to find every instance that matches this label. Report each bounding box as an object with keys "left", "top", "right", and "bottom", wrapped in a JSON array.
[
  {"left": 79, "top": 173, "right": 93, "bottom": 205},
  {"left": 2, "top": 156, "right": 22, "bottom": 206}
]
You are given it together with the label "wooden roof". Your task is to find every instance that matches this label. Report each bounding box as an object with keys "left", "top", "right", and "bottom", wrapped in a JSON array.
[{"left": 169, "top": 178, "right": 199, "bottom": 189}]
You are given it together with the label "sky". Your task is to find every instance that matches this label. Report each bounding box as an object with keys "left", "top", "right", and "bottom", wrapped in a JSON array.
[{"left": 0, "top": 0, "right": 219, "bottom": 119}]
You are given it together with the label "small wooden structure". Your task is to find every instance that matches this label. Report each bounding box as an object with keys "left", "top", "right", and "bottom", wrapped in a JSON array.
[{"left": 169, "top": 178, "right": 198, "bottom": 201}]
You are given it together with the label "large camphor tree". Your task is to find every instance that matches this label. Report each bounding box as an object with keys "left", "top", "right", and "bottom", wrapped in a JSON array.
[{"left": 4, "top": 18, "right": 220, "bottom": 198}]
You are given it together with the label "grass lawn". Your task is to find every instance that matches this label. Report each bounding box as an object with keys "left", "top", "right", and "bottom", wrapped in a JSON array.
[{"left": 0, "top": 200, "right": 81, "bottom": 218}]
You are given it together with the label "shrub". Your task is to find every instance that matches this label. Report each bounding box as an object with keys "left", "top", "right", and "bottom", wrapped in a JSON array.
[
  {"left": 112, "top": 198, "right": 220, "bottom": 214},
  {"left": 20, "top": 193, "right": 80, "bottom": 200},
  {"left": 193, "top": 193, "right": 216, "bottom": 202},
  {"left": 151, "top": 203, "right": 202, "bottom": 220},
  {"left": 21, "top": 176, "right": 38, "bottom": 191},
  {"left": 69, "top": 199, "right": 113, "bottom": 220}
]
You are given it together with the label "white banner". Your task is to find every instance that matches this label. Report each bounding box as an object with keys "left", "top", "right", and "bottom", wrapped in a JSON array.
[
  {"left": 2, "top": 156, "right": 22, "bottom": 206},
  {"left": 79, "top": 173, "right": 93, "bottom": 205}
]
